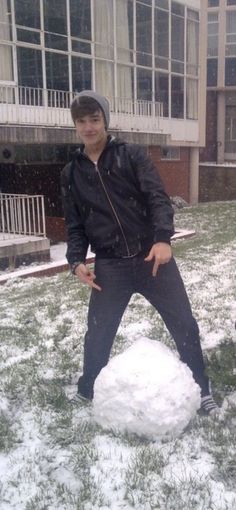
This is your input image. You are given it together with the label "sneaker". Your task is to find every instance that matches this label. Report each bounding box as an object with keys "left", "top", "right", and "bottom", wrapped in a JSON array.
[
  {"left": 200, "top": 395, "right": 219, "bottom": 416},
  {"left": 69, "top": 392, "right": 92, "bottom": 405}
]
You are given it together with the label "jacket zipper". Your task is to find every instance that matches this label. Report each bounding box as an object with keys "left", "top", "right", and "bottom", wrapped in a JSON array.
[{"left": 94, "top": 162, "right": 131, "bottom": 257}]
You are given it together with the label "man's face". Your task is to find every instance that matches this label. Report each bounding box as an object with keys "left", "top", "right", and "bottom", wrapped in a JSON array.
[{"left": 75, "top": 110, "right": 107, "bottom": 149}]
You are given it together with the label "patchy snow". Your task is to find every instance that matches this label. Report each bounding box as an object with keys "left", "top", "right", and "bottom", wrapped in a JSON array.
[
  {"left": 93, "top": 338, "right": 201, "bottom": 439},
  {"left": 0, "top": 201, "right": 235, "bottom": 509}
]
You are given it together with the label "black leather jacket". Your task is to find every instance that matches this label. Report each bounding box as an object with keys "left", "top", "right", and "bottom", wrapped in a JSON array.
[{"left": 61, "top": 136, "right": 174, "bottom": 265}]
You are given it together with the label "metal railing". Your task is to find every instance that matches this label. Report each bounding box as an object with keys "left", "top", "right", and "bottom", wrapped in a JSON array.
[
  {"left": 0, "top": 193, "right": 46, "bottom": 239},
  {"left": 0, "top": 84, "right": 163, "bottom": 129}
]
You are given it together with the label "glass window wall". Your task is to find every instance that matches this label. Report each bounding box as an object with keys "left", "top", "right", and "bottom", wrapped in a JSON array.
[{"left": 0, "top": 0, "right": 200, "bottom": 121}]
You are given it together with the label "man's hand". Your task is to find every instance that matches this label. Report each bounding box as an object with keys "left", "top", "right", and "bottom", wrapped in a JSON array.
[
  {"left": 74, "top": 263, "right": 102, "bottom": 291},
  {"left": 144, "top": 242, "right": 172, "bottom": 276}
]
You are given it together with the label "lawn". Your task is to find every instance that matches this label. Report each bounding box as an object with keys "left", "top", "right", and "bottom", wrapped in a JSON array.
[{"left": 0, "top": 201, "right": 236, "bottom": 510}]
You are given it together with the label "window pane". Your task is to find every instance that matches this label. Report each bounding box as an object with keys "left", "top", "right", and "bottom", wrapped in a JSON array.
[
  {"left": 155, "top": 0, "right": 169, "bottom": 10},
  {"left": 95, "top": 60, "right": 114, "bottom": 98},
  {"left": 171, "top": 61, "right": 184, "bottom": 73},
  {"left": 208, "top": 35, "right": 218, "bottom": 57},
  {"left": 171, "top": 14, "right": 184, "bottom": 62},
  {"left": 225, "top": 57, "right": 236, "bottom": 85},
  {"left": 17, "top": 28, "right": 40, "bottom": 45},
  {"left": 207, "top": 58, "right": 217, "bottom": 86},
  {"left": 15, "top": 0, "right": 40, "bottom": 29},
  {"left": 94, "top": 0, "right": 114, "bottom": 59},
  {"left": 171, "top": 75, "right": 184, "bottom": 118},
  {"left": 117, "top": 0, "right": 133, "bottom": 63},
  {"left": 226, "top": 44, "right": 236, "bottom": 56},
  {"left": 137, "top": 68, "right": 152, "bottom": 101},
  {"left": 171, "top": 1, "right": 184, "bottom": 16},
  {"left": 46, "top": 52, "right": 69, "bottom": 90},
  {"left": 186, "top": 79, "right": 198, "bottom": 119},
  {"left": 155, "top": 71, "right": 169, "bottom": 116},
  {"left": 117, "top": 65, "right": 133, "bottom": 100},
  {"left": 226, "top": 11, "right": 236, "bottom": 34},
  {"left": 17, "top": 47, "right": 43, "bottom": 88},
  {"left": 0, "top": 44, "right": 13, "bottom": 80},
  {"left": 45, "top": 32, "right": 68, "bottom": 51},
  {"left": 70, "top": 0, "right": 91, "bottom": 40},
  {"left": 227, "top": 0, "right": 236, "bottom": 5},
  {"left": 0, "top": 0, "right": 12, "bottom": 41},
  {"left": 136, "top": 2, "right": 152, "bottom": 66},
  {"left": 72, "top": 57, "right": 92, "bottom": 92},
  {"left": 44, "top": 0, "right": 67, "bottom": 35},
  {"left": 208, "top": 0, "right": 219, "bottom": 6},
  {"left": 161, "top": 146, "right": 180, "bottom": 159},
  {"left": 155, "top": 8, "right": 169, "bottom": 59},
  {"left": 72, "top": 39, "right": 91, "bottom": 54}
]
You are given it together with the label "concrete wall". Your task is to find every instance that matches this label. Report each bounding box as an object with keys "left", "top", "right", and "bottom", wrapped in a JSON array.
[
  {"left": 199, "top": 91, "right": 218, "bottom": 163},
  {"left": 199, "top": 164, "right": 236, "bottom": 202}
]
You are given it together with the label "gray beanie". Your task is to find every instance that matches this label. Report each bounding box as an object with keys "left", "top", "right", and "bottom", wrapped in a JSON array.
[{"left": 75, "top": 90, "right": 110, "bottom": 129}]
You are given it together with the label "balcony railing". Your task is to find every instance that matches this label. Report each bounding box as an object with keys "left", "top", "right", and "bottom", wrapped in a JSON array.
[
  {"left": 0, "top": 193, "right": 46, "bottom": 239},
  {"left": 0, "top": 84, "right": 163, "bottom": 132}
]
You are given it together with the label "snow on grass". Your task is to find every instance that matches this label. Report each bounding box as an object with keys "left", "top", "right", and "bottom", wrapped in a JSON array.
[{"left": 0, "top": 201, "right": 236, "bottom": 509}]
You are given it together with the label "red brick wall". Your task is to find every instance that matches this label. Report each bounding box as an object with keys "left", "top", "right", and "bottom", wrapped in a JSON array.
[
  {"left": 148, "top": 146, "right": 190, "bottom": 202},
  {"left": 46, "top": 216, "right": 66, "bottom": 242},
  {"left": 199, "top": 91, "right": 217, "bottom": 162}
]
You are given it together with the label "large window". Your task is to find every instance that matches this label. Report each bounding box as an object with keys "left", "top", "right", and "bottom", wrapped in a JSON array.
[
  {"left": 44, "top": 0, "right": 67, "bottom": 35},
  {"left": 155, "top": 5, "right": 169, "bottom": 70},
  {"left": 46, "top": 52, "right": 69, "bottom": 91},
  {"left": 116, "top": 0, "right": 133, "bottom": 64},
  {"left": 0, "top": 0, "right": 13, "bottom": 82},
  {"left": 72, "top": 57, "right": 92, "bottom": 92},
  {"left": 17, "top": 47, "right": 43, "bottom": 88},
  {"left": 155, "top": 72, "right": 169, "bottom": 117},
  {"left": 15, "top": 0, "right": 40, "bottom": 29},
  {"left": 171, "top": 1, "right": 184, "bottom": 74},
  {"left": 70, "top": 0, "right": 91, "bottom": 40},
  {"left": 136, "top": 1, "right": 152, "bottom": 67},
  {"left": 0, "top": 0, "right": 200, "bottom": 121},
  {"left": 225, "top": 11, "right": 236, "bottom": 85},
  {"left": 171, "top": 75, "right": 184, "bottom": 118}
]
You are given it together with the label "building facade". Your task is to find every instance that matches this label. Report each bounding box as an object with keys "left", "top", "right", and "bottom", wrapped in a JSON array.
[
  {"left": 202, "top": 0, "right": 236, "bottom": 162},
  {"left": 0, "top": 0, "right": 206, "bottom": 239}
]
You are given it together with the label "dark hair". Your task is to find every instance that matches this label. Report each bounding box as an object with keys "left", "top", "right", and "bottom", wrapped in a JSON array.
[{"left": 70, "top": 96, "right": 103, "bottom": 124}]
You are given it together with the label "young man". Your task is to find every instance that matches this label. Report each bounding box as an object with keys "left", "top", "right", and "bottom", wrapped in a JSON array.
[{"left": 61, "top": 90, "right": 218, "bottom": 415}]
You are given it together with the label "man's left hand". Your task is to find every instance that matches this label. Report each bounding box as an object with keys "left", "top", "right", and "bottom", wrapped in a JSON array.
[{"left": 144, "top": 242, "right": 172, "bottom": 276}]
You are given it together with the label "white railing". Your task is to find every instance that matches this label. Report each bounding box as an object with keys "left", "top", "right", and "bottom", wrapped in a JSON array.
[
  {"left": 0, "top": 193, "right": 46, "bottom": 239},
  {"left": 0, "top": 84, "right": 163, "bottom": 131}
]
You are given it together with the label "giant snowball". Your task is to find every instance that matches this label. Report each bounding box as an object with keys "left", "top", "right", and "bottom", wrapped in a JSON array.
[{"left": 93, "top": 338, "right": 201, "bottom": 439}]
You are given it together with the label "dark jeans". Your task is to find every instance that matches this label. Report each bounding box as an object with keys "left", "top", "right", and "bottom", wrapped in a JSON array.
[{"left": 78, "top": 256, "right": 209, "bottom": 399}]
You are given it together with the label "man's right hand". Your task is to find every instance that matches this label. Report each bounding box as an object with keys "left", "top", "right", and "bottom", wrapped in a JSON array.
[{"left": 74, "top": 263, "right": 102, "bottom": 291}]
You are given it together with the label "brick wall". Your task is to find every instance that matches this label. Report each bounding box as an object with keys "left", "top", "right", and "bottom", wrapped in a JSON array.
[
  {"left": 149, "top": 146, "right": 190, "bottom": 202},
  {"left": 199, "top": 164, "right": 236, "bottom": 201}
]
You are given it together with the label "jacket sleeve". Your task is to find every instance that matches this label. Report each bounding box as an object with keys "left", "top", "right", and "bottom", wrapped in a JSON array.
[
  {"left": 61, "top": 165, "right": 89, "bottom": 266},
  {"left": 127, "top": 145, "right": 175, "bottom": 244}
]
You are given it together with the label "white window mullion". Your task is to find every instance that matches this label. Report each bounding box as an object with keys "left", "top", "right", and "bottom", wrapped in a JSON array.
[
  {"left": 10, "top": 0, "right": 17, "bottom": 86},
  {"left": 152, "top": 0, "right": 155, "bottom": 104},
  {"left": 67, "top": 0, "right": 72, "bottom": 95},
  {"left": 169, "top": 0, "right": 171, "bottom": 119},
  {"left": 133, "top": 0, "right": 137, "bottom": 102},
  {"left": 184, "top": 5, "right": 187, "bottom": 120},
  {"left": 40, "top": 0, "right": 47, "bottom": 96},
  {"left": 113, "top": 0, "right": 117, "bottom": 101},
  {"left": 91, "top": 0, "right": 96, "bottom": 90}
]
